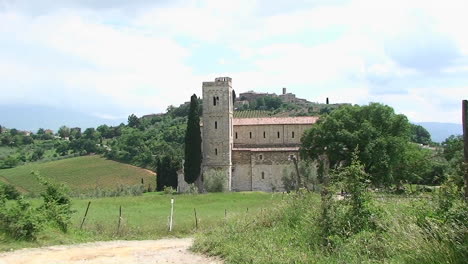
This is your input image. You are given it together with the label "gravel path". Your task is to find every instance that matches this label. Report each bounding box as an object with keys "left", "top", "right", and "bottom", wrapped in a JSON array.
[{"left": 0, "top": 238, "right": 222, "bottom": 264}]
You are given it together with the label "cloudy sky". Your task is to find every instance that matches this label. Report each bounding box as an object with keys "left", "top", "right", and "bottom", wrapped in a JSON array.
[{"left": 0, "top": 0, "right": 467, "bottom": 124}]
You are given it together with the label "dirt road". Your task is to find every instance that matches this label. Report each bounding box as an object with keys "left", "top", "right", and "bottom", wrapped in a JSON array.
[{"left": 0, "top": 238, "right": 221, "bottom": 264}]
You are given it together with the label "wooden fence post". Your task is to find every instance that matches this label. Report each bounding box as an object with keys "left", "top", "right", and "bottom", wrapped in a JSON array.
[
  {"left": 80, "top": 201, "right": 91, "bottom": 230},
  {"left": 194, "top": 208, "right": 198, "bottom": 229},
  {"left": 462, "top": 100, "right": 468, "bottom": 200},
  {"left": 117, "top": 206, "right": 122, "bottom": 232},
  {"left": 169, "top": 198, "right": 174, "bottom": 232}
]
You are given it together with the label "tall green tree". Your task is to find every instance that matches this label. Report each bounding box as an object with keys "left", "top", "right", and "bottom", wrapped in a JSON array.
[
  {"left": 58, "top": 126, "right": 70, "bottom": 139},
  {"left": 410, "top": 124, "right": 432, "bottom": 145},
  {"left": 301, "top": 103, "right": 411, "bottom": 186},
  {"left": 156, "top": 156, "right": 179, "bottom": 191},
  {"left": 184, "top": 94, "right": 202, "bottom": 184},
  {"left": 128, "top": 114, "right": 141, "bottom": 128}
]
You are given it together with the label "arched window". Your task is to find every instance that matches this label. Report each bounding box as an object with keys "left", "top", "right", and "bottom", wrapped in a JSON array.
[
  {"left": 215, "top": 121, "right": 217, "bottom": 129},
  {"left": 215, "top": 148, "right": 218, "bottom": 155},
  {"left": 213, "top": 97, "right": 216, "bottom": 106},
  {"left": 235, "top": 132, "right": 238, "bottom": 139},
  {"left": 259, "top": 154, "right": 263, "bottom": 160},
  {"left": 292, "top": 131, "right": 295, "bottom": 138},
  {"left": 263, "top": 131, "right": 266, "bottom": 138},
  {"left": 249, "top": 132, "right": 252, "bottom": 139},
  {"left": 261, "top": 172, "right": 265, "bottom": 179},
  {"left": 277, "top": 131, "right": 280, "bottom": 138}
]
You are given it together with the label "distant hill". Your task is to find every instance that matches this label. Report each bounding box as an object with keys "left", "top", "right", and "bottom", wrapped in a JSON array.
[
  {"left": 0, "top": 156, "right": 155, "bottom": 194},
  {"left": 416, "top": 122, "right": 463, "bottom": 143},
  {"left": 0, "top": 104, "right": 126, "bottom": 132}
]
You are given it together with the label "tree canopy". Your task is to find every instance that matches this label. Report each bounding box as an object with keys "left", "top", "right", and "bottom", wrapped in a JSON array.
[
  {"left": 301, "top": 103, "right": 412, "bottom": 186},
  {"left": 184, "top": 94, "right": 202, "bottom": 184},
  {"left": 410, "top": 124, "right": 432, "bottom": 145}
]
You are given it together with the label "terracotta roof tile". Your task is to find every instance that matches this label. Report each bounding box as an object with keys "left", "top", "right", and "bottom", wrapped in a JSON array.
[
  {"left": 233, "top": 116, "right": 318, "bottom": 126},
  {"left": 233, "top": 147, "right": 300, "bottom": 152}
]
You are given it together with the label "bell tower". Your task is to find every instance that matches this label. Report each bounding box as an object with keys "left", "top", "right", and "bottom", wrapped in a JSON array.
[{"left": 201, "top": 77, "right": 233, "bottom": 191}]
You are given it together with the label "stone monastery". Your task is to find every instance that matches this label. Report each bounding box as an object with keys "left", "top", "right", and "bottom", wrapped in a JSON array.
[{"left": 179, "top": 77, "right": 318, "bottom": 192}]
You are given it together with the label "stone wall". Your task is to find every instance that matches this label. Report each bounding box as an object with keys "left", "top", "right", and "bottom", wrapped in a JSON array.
[
  {"left": 231, "top": 149, "right": 299, "bottom": 192},
  {"left": 201, "top": 77, "right": 233, "bottom": 190},
  {"left": 233, "top": 124, "right": 311, "bottom": 147}
]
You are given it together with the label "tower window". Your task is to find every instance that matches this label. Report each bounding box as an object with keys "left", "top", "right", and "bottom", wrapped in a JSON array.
[
  {"left": 263, "top": 131, "right": 266, "bottom": 138},
  {"left": 261, "top": 172, "right": 265, "bottom": 179},
  {"left": 277, "top": 131, "right": 280, "bottom": 138},
  {"left": 249, "top": 132, "right": 252, "bottom": 139},
  {"left": 215, "top": 121, "right": 218, "bottom": 129},
  {"left": 215, "top": 148, "right": 218, "bottom": 155},
  {"left": 235, "top": 132, "right": 238, "bottom": 139},
  {"left": 213, "top": 96, "right": 217, "bottom": 106},
  {"left": 292, "top": 132, "right": 295, "bottom": 138},
  {"left": 259, "top": 154, "right": 263, "bottom": 160}
]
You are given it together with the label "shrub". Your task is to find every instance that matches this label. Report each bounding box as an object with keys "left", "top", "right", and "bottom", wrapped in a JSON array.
[
  {"left": 35, "top": 172, "right": 74, "bottom": 233},
  {"left": 163, "top": 186, "right": 176, "bottom": 195},
  {"left": 0, "top": 197, "right": 43, "bottom": 240},
  {"left": 0, "top": 183, "right": 21, "bottom": 200},
  {"left": 203, "top": 170, "right": 226, "bottom": 192}
]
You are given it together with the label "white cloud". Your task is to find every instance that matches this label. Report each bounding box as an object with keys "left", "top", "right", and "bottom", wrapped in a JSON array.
[{"left": 0, "top": 0, "right": 467, "bottom": 125}]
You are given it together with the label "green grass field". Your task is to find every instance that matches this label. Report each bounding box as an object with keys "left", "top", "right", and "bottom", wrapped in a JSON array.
[
  {"left": 0, "top": 155, "right": 156, "bottom": 194},
  {"left": 0, "top": 192, "right": 281, "bottom": 251}
]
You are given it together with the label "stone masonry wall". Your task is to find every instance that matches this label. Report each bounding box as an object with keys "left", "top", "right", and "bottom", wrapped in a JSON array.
[
  {"left": 232, "top": 150, "right": 299, "bottom": 192},
  {"left": 233, "top": 124, "right": 310, "bottom": 147}
]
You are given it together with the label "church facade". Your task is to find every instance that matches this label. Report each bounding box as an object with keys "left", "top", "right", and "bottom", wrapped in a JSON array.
[{"left": 179, "top": 77, "right": 318, "bottom": 192}]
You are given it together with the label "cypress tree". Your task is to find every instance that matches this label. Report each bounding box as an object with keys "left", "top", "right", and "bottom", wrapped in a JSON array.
[
  {"left": 156, "top": 158, "right": 164, "bottom": 191},
  {"left": 184, "top": 94, "right": 202, "bottom": 184}
]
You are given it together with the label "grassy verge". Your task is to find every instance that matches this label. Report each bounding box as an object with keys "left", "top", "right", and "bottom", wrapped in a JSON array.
[
  {"left": 193, "top": 192, "right": 468, "bottom": 264},
  {"left": 0, "top": 192, "right": 280, "bottom": 251}
]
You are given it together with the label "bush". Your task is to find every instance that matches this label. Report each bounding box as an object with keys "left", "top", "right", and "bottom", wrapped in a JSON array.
[
  {"left": 74, "top": 184, "right": 146, "bottom": 198},
  {"left": 0, "top": 197, "right": 43, "bottom": 240},
  {"left": 163, "top": 186, "right": 176, "bottom": 195},
  {"left": 35, "top": 172, "right": 74, "bottom": 233},
  {"left": 203, "top": 170, "right": 226, "bottom": 192},
  {"left": 0, "top": 183, "right": 21, "bottom": 200}
]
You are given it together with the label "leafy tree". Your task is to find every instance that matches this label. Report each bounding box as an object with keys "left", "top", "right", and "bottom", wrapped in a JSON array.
[
  {"left": 264, "top": 96, "right": 282, "bottom": 110},
  {"left": 442, "top": 135, "right": 464, "bottom": 188},
  {"left": 410, "top": 124, "right": 432, "bottom": 145},
  {"left": 0, "top": 134, "right": 12, "bottom": 146},
  {"left": 9, "top": 128, "right": 19, "bottom": 136},
  {"left": 37, "top": 128, "right": 45, "bottom": 135},
  {"left": 54, "top": 141, "right": 70, "bottom": 156},
  {"left": 301, "top": 103, "right": 411, "bottom": 186},
  {"left": 30, "top": 148, "right": 45, "bottom": 161},
  {"left": 128, "top": 114, "right": 141, "bottom": 128},
  {"left": 256, "top": 97, "right": 266, "bottom": 109},
  {"left": 69, "top": 138, "right": 97, "bottom": 154},
  {"left": 22, "top": 136, "right": 33, "bottom": 145},
  {"left": 58, "top": 126, "right": 70, "bottom": 139},
  {"left": 36, "top": 173, "right": 73, "bottom": 232},
  {"left": 83, "top": 128, "right": 98, "bottom": 141},
  {"left": 0, "top": 183, "right": 21, "bottom": 200},
  {"left": 97, "top": 124, "right": 112, "bottom": 139},
  {"left": 184, "top": 94, "right": 202, "bottom": 184},
  {"left": 2, "top": 155, "right": 20, "bottom": 168},
  {"left": 0, "top": 197, "right": 42, "bottom": 240},
  {"left": 156, "top": 156, "right": 179, "bottom": 191},
  {"left": 442, "top": 135, "right": 463, "bottom": 161},
  {"left": 70, "top": 127, "right": 82, "bottom": 140}
]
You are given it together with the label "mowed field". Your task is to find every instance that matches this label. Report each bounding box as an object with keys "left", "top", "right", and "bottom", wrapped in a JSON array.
[
  {"left": 0, "top": 155, "right": 155, "bottom": 193},
  {"left": 0, "top": 192, "right": 281, "bottom": 251}
]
